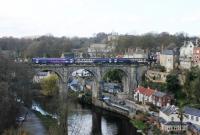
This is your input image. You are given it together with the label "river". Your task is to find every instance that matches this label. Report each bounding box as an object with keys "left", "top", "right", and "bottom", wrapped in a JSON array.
[
  {"left": 33, "top": 100, "right": 140, "bottom": 135},
  {"left": 68, "top": 101, "right": 140, "bottom": 135}
]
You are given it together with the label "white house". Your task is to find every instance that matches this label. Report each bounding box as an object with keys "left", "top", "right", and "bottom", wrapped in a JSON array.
[
  {"left": 33, "top": 71, "right": 51, "bottom": 83},
  {"left": 184, "top": 106, "right": 200, "bottom": 133},
  {"left": 159, "top": 105, "right": 188, "bottom": 133},
  {"left": 134, "top": 86, "right": 155, "bottom": 104},
  {"left": 179, "top": 41, "right": 195, "bottom": 69}
]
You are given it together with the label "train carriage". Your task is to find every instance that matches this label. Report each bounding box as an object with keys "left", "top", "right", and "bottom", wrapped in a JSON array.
[
  {"left": 32, "top": 57, "right": 153, "bottom": 65},
  {"left": 113, "top": 58, "right": 132, "bottom": 64},
  {"left": 93, "top": 58, "right": 112, "bottom": 64},
  {"left": 32, "top": 58, "right": 74, "bottom": 65}
]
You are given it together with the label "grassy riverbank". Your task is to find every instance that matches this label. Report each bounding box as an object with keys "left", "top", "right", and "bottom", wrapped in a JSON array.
[{"left": 130, "top": 119, "right": 147, "bottom": 131}]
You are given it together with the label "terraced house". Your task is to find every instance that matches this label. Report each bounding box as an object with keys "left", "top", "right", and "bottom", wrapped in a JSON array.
[
  {"left": 134, "top": 86, "right": 173, "bottom": 107},
  {"left": 159, "top": 105, "right": 188, "bottom": 133},
  {"left": 184, "top": 107, "right": 200, "bottom": 134}
]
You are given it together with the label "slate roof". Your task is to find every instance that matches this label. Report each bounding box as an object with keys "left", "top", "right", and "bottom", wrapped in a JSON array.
[
  {"left": 159, "top": 117, "right": 186, "bottom": 125},
  {"left": 153, "top": 91, "right": 167, "bottom": 97},
  {"left": 161, "top": 105, "right": 178, "bottom": 115},
  {"left": 158, "top": 117, "right": 166, "bottom": 124},
  {"left": 37, "top": 72, "right": 49, "bottom": 76},
  {"left": 165, "top": 121, "right": 187, "bottom": 126},
  {"left": 184, "top": 106, "right": 200, "bottom": 117},
  {"left": 162, "top": 50, "right": 174, "bottom": 55},
  {"left": 135, "top": 86, "right": 155, "bottom": 97},
  {"left": 188, "top": 123, "right": 200, "bottom": 132}
]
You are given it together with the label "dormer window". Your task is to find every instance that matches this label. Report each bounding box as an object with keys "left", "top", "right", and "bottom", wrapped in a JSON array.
[
  {"left": 191, "top": 116, "right": 194, "bottom": 120},
  {"left": 171, "top": 117, "right": 174, "bottom": 121}
]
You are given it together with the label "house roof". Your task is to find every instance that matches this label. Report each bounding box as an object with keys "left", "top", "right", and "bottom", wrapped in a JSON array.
[
  {"left": 165, "top": 121, "right": 187, "bottom": 126},
  {"left": 153, "top": 91, "right": 167, "bottom": 97},
  {"left": 89, "top": 44, "right": 107, "bottom": 49},
  {"left": 162, "top": 50, "right": 174, "bottom": 55},
  {"left": 37, "top": 72, "right": 49, "bottom": 76},
  {"left": 135, "top": 86, "right": 155, "bottom": 97},
  {"left": 184, "top": 106, "right": 200, "bottom": 117},
  {"left": 161, "top": 105, "right": 178, "bottom": 115},
  {"left": 189, "top": 123, "right": 200, "bottom": 132},
  {"left": 158, "top": 117, "right": 187, "bottom": 125}
]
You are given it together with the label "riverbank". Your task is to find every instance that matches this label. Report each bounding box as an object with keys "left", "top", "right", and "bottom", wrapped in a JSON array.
[
  {"left": 32, "top": 96, "right": 140, "bottom": 135},
  {"left": 32, "top": 90, "right": 155, "bottom": 135},
  {"left": 77, "top": 91, "right": 147, "bottom": 134},
  {"left": 33, "top": 111, "right": 57, "bottom": 131},
  {"left": 92, "top": 98, "right": 162, "bottom": 135},
  {"left": 21, "top": 108, "right": 47, "bottom": 135}
]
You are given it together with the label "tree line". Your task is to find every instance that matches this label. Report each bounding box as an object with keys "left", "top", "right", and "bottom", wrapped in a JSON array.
[
  {"left": 0, "top": 33, "right": 108, "bottom": 58},
  {"left": 0, "top": 32, "right": 198, "bottom": 59},
  {"left": 116, "top": 32, "right": 198, "bottom": 53}
]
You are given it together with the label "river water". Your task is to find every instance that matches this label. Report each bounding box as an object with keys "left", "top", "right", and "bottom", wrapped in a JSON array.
[
  {"left": 68, "top": 102, "right": 140, "bottom": 135},
  {"left": 33, "top": 100, "right": 140, "bottom": 135}
]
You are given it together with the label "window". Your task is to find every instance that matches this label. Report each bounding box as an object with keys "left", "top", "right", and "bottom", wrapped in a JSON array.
[
  {"left": 191, "top": 116, "right": 194, "bottom": 120},
  {"left": 196, "top": 117, "right": 199, "bottom": 122},
  {"left": 171, "top": 117, "right": 174, "bottom": 121}
]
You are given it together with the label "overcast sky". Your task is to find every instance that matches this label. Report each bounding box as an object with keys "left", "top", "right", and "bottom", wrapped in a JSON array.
[{"left": 0, "top": 0, "right": 200, "bottom": 37}]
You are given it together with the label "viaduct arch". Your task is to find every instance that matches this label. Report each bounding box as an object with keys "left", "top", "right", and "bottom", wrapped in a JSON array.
[{"left": 33, "top": 64, "right": 147, "bottom": 101}]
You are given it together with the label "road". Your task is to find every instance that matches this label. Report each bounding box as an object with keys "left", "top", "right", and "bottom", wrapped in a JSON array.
[{"left": 22, "top": 109, "right": 47, "bottom": 135}]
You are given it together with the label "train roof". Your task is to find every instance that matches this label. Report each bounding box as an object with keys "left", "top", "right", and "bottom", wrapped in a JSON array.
[{"left": 32, "top": 58, "right": 67, "bottom": 60}]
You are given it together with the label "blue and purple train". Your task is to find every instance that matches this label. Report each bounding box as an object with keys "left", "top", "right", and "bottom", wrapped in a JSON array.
[{"left": 32, "top": 57, "right": 152, "bottom": 65}]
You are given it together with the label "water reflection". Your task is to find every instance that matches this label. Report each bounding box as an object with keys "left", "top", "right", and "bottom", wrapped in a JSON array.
[
  {"left": 68, "top": 104, "right": 139, "bottom": 135},
  {"left": 32, "top": 100, "right": 139, "bottom": 135},
  {"left": 92, "top": 108, "right": 102, "bottom": 135}
]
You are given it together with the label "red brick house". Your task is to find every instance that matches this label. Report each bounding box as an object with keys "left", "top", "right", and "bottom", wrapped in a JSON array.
[
  {"left": 193, "top": 47, "right": 200, "bottom": 66},
  {"left": 152, "top": 91, "right": 173, "bottom": 107}
]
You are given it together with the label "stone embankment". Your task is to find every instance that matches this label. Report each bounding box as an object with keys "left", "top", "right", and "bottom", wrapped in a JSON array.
[{"left": 93, "top": 99, "right": 136, "bottom": 119}]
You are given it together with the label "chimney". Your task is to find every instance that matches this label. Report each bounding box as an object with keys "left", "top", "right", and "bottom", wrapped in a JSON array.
[
  {"left": 184, "top": 41, "right": 186, "bottom": 46},
  {"left": 196, "top": 39, "right": 199, "bottom": 46},
  {"left": 161, "top": 44, "right": 164, "bottom": 54}
]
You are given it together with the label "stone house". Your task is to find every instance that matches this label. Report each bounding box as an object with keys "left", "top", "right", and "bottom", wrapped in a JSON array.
[
  {"left": 159, "top": 50, "right": 176, "bottom": 72},
  {"left": 152, "top": 91, "right": 173, "bottom": 107},
  {"left": 159, "top": 105, "right": 188, "bottom": 133}
]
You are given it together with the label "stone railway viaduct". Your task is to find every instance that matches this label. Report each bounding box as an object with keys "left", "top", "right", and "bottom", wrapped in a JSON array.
[{"left": 33, "top": 64, "right": 148, "bottom": 103}]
